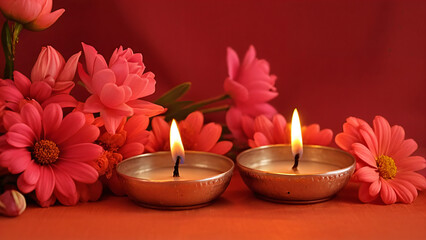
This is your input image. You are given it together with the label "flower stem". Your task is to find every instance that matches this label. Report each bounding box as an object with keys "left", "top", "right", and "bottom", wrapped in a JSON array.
[
  {"left": 191, "top": 93, "right": 230, "bottom": 107},
  {"left": 201, "top": 104, "right": 230, "bottom": 114},
  {"left": 1, "top": 21, "right": 23, "bottom": 80}
]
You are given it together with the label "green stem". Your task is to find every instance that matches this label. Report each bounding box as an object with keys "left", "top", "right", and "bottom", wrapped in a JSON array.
[
  {"left": 191, "top": 93, "right": 230, "bottom": 107},
  {"left": 201, "top": 104, "right": 230, "bottom": 114},
  {"left": 2, "top": 21, "right": 22, "bottom": 80}
]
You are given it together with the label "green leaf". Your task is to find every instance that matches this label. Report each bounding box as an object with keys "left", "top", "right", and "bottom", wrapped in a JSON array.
[{"left": 155, "top": 82, "right": 191, "bottom": 106}]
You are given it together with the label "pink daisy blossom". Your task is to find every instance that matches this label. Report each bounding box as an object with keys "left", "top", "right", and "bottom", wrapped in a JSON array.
[
  {"left": 335, "top": 116, "right": 426, "bottom": 204},
  {"left": 92, "top": 115, "right": 150, "bottom": 195},
  {"left": 248, "top": 114, "right": 333, "bottom": 148},
  {"left": 146, "top": 111, "right": 233, "bottom": 155},
  {"left": 0, "top": 103, "right": 102, "bottom": 207},
  {"left": 78, "top": 43, "right": 164, "bottom": 134},
  {"left": 224, "top": 46, "right": 278, "bottom": 142},
  {"left": 0, "top": 46, "right": 80, "bottom": 112},
  {"left": 0, "top": 0, "right": 64, "bottom": 31}
]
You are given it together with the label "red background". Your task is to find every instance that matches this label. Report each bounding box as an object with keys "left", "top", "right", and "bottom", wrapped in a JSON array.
[{"left": 1, "top": 0, "right": 425, "bottom": 153}]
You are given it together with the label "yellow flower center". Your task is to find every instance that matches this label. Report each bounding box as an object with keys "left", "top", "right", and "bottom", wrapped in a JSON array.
[
  {"left": 376, "top": 155, "right": 397, "bottom": 179},
  {"left": 33, "top": 140, "right": 60, "bottom": 165}
]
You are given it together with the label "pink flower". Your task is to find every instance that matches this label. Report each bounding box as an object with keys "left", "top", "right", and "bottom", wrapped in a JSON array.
[
  {"left": 0, "top": 103, "right": 102, "bottom": 207},
  {"left": 0, "top": 46, "right": 79, "bottom": 111},
  {"left": 0, "top": 0, "right": 65, "bottom": 31},
  {"left": 32, "top": 46, "right": 81, "bottom": 94},
  {"left": 224, "top": 46, "right": 278, "bottom": 142},
  {"left": 248, "top": 114, "right": 333, "bottom": 147},
  {"left": 0, "top": 190, "right": 26, "bottom": 217},
  {"left": 335, "top": 116, "right": 426, "bottom": 204},
  {"left": 78, "top": 43, "right": 164, "bottom": 134},
  {"left": 92, "top": 115, "right": 151, "bottom": 195},
  {"left": 146, "top": 111, "right": 233, "bottom": 155}
]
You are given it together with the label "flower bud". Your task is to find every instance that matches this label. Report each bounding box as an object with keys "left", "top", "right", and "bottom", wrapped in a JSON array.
[{"left": 0, "top": 190, "right": 26, "bottom": 217}]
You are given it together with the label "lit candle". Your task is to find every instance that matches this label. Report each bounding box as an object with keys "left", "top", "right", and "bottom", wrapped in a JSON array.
[
  {"left": 116, "top": 119, "right": 234, "bottom": 209},
  {"left": 236, "top": 108, "right": 356, "bottom": 203}
]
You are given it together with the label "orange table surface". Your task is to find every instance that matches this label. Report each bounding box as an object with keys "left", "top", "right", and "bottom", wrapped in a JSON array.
[{"left": 1, "top": 170, "right": 425, "bottom": 240}]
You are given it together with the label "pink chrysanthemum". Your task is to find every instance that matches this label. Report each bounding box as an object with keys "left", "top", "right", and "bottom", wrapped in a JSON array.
[
  {"left": 78, "top": 43, "right": 164, "bottom": 134},
  {"left": 0, "top": 103, "right": 102, "bottom": 207},
  {"left": 0, "top": 46, "right": 80, "bottom": 112},
  {"left": 146, "top": 111, "right": 233, "bottom": 155},
  {"left": 336, "top": 116, "right": 426, "bottom": 204},
  {"left": 92, "top": 115, "right": 150, "bottom": 195},
  {"left": 224, "top": 46, "right": 278, "bottom": 143},
  {"left": 247, "top": 114, "right": 333, "bottom": 148}
]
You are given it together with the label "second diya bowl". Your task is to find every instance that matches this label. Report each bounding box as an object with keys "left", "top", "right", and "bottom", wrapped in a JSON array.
[{"left": 237, "top": 144, "right": 355, "bottom": 204}]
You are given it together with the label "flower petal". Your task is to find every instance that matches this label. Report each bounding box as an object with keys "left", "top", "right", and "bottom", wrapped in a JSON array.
[
  {"left": 100, "top": 83, "right": 126, "bottom": 108},
  {"left": 41, "top": 94, "right": 78, "bottom": 109},
  {"left": 21, "top": 160, "right": 40, "bottom": 185},
  {"left": 253, "top": 132, "right": 270, "bottom": 147},
  {"left": 396, "top": 156, "right": 426, "bottom": 172},
  {"left": 84, "top": 95, "right": 104, "bottom": 113},
  {"left": 25, "top": 8, "right": 65, "bottom": 31},
  {"left": 226, "top": 47, "right": 240, "bottom": 80},
  {"left": 29, "top": 81, "right": 52, "bottom": 103},
  {"left": 127, "top": 100, "right": 164, "bottom": 117},
  {"left": 358, "top": 182, "right": 378, "bottom": 203},
  {"left": 380, "top": 179, "right": 397, "bottom": 204},
  {"left": 60, "top": 125, "right": 100, "bottom": 147},
  {"left": 352, "top": 143, "right": 377, "bottom": 168},
  {"left": 397, "top": 171, "right": 426, "bottom": 190},
  {"left": 369, "top": 179, "right": 381, "bottom": 196},
  {"left": 21, "top": 102, "right": 42, "bottom": 138},
  {"left": 352, "top": 166, "right": 379, "bottom": 183},
  {"left": 373, "top": 116, "right": 391, "bottom": 156},
  {"left": 51, "top": 111, "right": 85, "bottom": 144},
  {"left": 2, "top": 111, "right": 23, "bottom": 131},
  {"left": 13, "top": 71, "right": 31, "bottom": 97},
  {"left": 92, "top": 69, "right": 116, "bottom": 94},
  {"left": 36, "top": 166, "right": 55, "bottom": 203},
  {"left": 56, "top": 161, "right": 98, "bottom": 184},
  {"left": 0, "top": 148, "right": 31, "bottom": 174},
  {"left": 51, "top": 165, "right": 78, "bottom": 206},
  {"left": 60, "top": 143, "right": 103, "bottom": 162},
  {"left": 389, "top": 178, "right": 417, "bottom": 204},
  {"left": 119, "top": 142, "right": 144, "bottom": 159},
  {"left": 388, "top": 125, "right": 405, "bottom": 156},
  {"left": 209, "top": 141, "right": 233, "bottom": 155},
  {"left": 17, "top": 174, "right": 36, "bottom": 193},
  {"left": 253, "top": 115, "right": 274, "bottom": 143},
  {"left": 391, "top": 139, "right": 418, "bottom": 161},
  {"left": 359, "top": 128, "right": 378, "bottom": 157},
  {"left": 335, "top": 133, "right": 358, "bottom": 151},
  {"left": 42, "top": 103, "right": 63, "bottom": 138},
  {"left": 196, "top": 123, "right": 221, "bottom": 151},
  {"left": 7, "top": 123, "right": 37, "bottom": 148}
]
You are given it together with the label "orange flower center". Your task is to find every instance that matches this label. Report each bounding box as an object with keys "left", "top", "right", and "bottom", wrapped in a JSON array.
[
  {"left": 33, "top": 140, "right": 60, "bottom": 165},
  {"left": 376, "top": 155, "right": 397, "bottom": 179}
]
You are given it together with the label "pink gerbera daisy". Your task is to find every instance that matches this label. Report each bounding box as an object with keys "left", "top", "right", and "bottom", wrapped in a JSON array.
[
  {"left": 0, "top": 103, "right": 102, "bottom": 207},
  {"left": 336, "top": 116, "right": 426, "bottom": 204},
  {"left": 248, "top": 114, "right": 333, "bottom": 148},
  {"left": 146, "top": 111, "right": 233, "bottom": 155}
]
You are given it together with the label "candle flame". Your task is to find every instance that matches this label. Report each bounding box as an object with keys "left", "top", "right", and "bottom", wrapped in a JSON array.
[
  {"left": 291, "top": 108, "right": 303, "bottom": 157},
  {"left": 170, "top": 119, "right": 185, "bottom": 163}
]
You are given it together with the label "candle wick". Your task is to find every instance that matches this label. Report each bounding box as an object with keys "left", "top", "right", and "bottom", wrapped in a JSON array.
[
  {"left": 292, "top": 153, "right": 300, "bottom": 170},
  {"left": 173, "top": 156, "right": 181, "bottom": 177}
]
